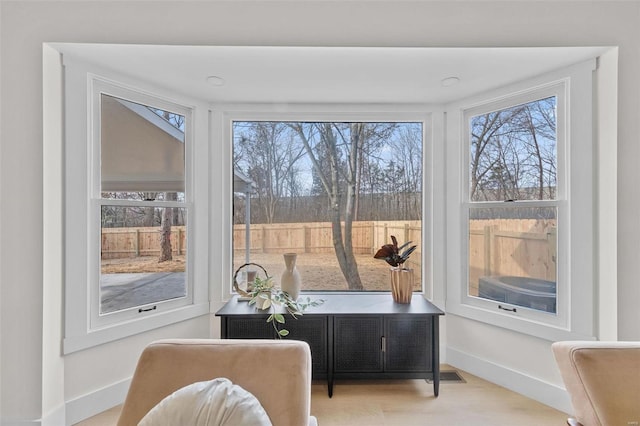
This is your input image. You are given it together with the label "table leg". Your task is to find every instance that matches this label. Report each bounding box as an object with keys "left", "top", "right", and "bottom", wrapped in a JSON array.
[
  {"left": 433, "top": 316, "right": 440, "bottom": 397},
  {"left": 327, "top": 315, "right": 334, "bottom": 398}
]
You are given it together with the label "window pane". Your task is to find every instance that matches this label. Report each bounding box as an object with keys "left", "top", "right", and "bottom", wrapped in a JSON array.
[
  {"left": 468, "top": 206, "right": 557, "bottom": 314},
  {"left": 100, "top": 205, "right": 187, "bottom": 314},
  {"left": 469, "top": 96, "right": 557, "bottom": 201},
  {"left": 233, "top": 121, "right": 422, "bottom": 293},
  {"left": 99, "top": 94, "right": 189, "bottom": 315},
  {"left": 100, "top": 94, "right": 185, "bottom": 195}
]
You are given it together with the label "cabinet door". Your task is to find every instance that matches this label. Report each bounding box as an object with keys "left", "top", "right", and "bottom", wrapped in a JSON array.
[
  {"left": 285, "top": 316, "right": 328, "bottom": 375},
  {"left": 384, "top": 316, "right": 431, "bottom": 372},
  {"left": 226, "top": 316, "right": 274, "bottom": 339},
  {"left": 334, "top": 316, "right": 383, "bottom": 372}
]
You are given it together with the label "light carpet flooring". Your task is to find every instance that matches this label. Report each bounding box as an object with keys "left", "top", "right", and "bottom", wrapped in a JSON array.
[{"left": 75, "top": 367, "right": 569, "bottom": 426}]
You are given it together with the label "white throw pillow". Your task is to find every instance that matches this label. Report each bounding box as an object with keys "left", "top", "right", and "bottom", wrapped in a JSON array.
[{"left": 138, "top": 378, "right": 273, "bottom": 426}]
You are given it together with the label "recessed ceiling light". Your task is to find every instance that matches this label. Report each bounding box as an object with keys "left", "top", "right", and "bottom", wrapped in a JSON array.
[
  {"left": 441, "top": 76, "right": 460, "bottom": 87},
  {"left": 206, "top": 75, "right": 225, "bottom": 86}
]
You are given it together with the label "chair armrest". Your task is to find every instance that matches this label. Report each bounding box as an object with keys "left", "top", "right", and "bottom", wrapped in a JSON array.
[{"left": 553, "top": 341, "right": 640, "bottom": 426}]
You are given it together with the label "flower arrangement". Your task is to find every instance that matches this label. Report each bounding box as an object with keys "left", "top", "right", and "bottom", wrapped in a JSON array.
[
  {"left": 373, "top": 235, "right": 417, "bottom": 268},
  {"left": 247, "top": 274, "right": 324, "bottom": 337}
]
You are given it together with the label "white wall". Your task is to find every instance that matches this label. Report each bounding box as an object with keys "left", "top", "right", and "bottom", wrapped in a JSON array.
[
  {"left": 1, "top": 1, "right": 638, "bottom": 424},
  {"left": 63, "top": 317, "right": 209, "bottom": 425},
  {"left": 596, "top": 47, "right": 619, "bottom": 341}
]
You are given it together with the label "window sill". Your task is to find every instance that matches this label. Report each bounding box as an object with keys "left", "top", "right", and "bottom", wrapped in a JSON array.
[
  {"left": 446, "top": 302, "right": 596, "bottom": 342},
  {"left": 63, "top": 302, "right": 209, "bottom": 354}
]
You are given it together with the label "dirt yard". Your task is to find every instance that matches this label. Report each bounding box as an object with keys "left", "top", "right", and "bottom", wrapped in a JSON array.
[
  {"left": 235, "top": 252, "right": 391, "bottom": 291},
  {"left": 102, "top": 252, "right": 422, "bottom": 291},
  {"left": 101, "top": 255, "right": 186, "bottom": 274}
]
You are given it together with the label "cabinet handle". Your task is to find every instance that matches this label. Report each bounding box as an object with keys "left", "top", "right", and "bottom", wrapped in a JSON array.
[{"left": 381, "top": 336, "right": 386, "bottom": 352}]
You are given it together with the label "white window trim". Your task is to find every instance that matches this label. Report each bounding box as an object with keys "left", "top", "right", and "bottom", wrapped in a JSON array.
[
  {"left": 62, "top": 57, "right": 210, "bottom": 354},
  {"left": 445, "top": 60, "right": 596, "bottom": 341},
  {"left": 212, "top": 104, "right": 436, "bottom": 302}
]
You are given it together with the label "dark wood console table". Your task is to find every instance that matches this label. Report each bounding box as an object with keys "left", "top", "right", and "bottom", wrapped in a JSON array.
[{"left": 216, "top": 293, "right": 444, "bottom": 397}]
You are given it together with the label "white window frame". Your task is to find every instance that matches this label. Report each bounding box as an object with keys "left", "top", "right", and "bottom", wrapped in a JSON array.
[
  {"left": 445, "top": 60, "right": 596, "bottom": 341},
  {"left": 63, "top": 57, "right": 210, "bottom": 353},
  {"left": 215, "top": 104, "right": 436, "bottom": 301},
  {"left": 90, "top": 82, "right": 194, "bottom": 328}
]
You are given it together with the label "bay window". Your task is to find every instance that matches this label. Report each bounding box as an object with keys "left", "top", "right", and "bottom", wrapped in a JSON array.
[
  {"left": 63, "top": 59, "right": 209, "bottom": 353},
  {"left": 60, "top": 46, "right": 598, "bottom": 351},
  {"left": 224, "top": 110, "right": 431, "bottom": 298},
  {"left": 446, "top": 60, "right": 596, "bottom": 340}
]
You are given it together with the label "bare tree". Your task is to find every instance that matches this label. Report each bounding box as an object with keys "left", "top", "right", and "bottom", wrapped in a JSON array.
[
  {"left": 236, "top": 122, "right": 305, "bottom": 223},
  {"left": 155, "top": 109, "right": 185, "bottom": 262},
  {"left": 470, "top": 109, "right": 520, "bottom": 201},
  {"left": 291, "top": 123, "right": 370, "bottom": 290},
  {"left": 470, "top": 97, "right": 557, "bottom": 202},
  {"left": 158, "top": 192, "right": 176, "bottom": 262},
  {"left": 523, "top": 98, "right": 557, "bottom": 199},
  {"left": 390, "top": 123, "right": 422, "bottom": 218},
  {"left": 141, "top": 192, "right": 157, "bottom": 226}
]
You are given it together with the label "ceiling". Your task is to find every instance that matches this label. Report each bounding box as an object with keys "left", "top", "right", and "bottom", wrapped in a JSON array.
[{"left": 53, "top": 44, "right": 609, "bottom": 104}]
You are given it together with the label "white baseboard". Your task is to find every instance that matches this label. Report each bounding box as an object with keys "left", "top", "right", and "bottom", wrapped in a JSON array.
[
  {"left": 42, "top": 405, "right": 66, "bottom": 426},
  {"left": 447, "top": 346, "right": 572, "bottom": 414},
  {"left": 1, "top": 404, "right": 65, "bottom": 426},
  {"left": 1, "top": 420, "right": 41, "bottom": 426},
  {"left": 65, "top": 378, "right": 130, "bottom": 425}
]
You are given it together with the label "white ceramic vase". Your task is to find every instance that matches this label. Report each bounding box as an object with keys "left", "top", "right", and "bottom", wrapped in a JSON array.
[
  {"left": 280, "top": 253, "right": 301, "bottom": 300},
  {"left": 245, "top": 269, "right": 257, "bottom": 292}
]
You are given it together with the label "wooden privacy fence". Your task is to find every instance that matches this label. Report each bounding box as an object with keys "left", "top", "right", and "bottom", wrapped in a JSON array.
[
  {"left": 468, "top": 219, "right": 557, "bottom": 296},
  {"left": 102, "top": 226, "right": 186, "bottom": 259},
  {"left": 233, "top": 220, "right": 422, "bottom": 255},
  {"left": 233, "top": 220, "right": 424, "bottom": 270},
  {"left": 100, "top": 220, "right": 556, "bottom": 283}
]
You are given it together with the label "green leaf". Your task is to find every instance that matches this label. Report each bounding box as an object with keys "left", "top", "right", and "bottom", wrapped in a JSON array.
[
  {"left": 274, "top": 313, "right": 285, "bottom": 324},
  {"left": 278, "top": 329, "right": 289, "bottom": 337},
  {"left": 266, "top": 314, "right": 274, "bottom": 323}
]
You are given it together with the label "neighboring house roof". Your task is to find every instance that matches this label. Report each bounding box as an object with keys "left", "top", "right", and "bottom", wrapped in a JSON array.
[
  {"left": 101, "top": 95, "right": 185, "bottom": 192},
  {"left": 101, "top": 94, "right": 255, "bottom": 194},
  {"left": 233, "top": 169, "right": 254, "bottom": 194}
]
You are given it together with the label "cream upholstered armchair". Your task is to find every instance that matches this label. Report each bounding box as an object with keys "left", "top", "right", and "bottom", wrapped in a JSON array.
[
  {"left": 552, "top": 341, "right": 640, "bottom": 426},
  {"left": 117, "top": 339, "right": 317, "bottom": 426}
]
